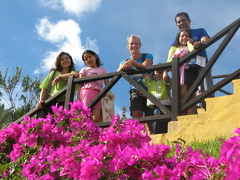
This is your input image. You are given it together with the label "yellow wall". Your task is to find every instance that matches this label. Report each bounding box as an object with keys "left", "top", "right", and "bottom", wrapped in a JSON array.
[{"left": 150, "top": 79, "right": 240, "bottom": 144}]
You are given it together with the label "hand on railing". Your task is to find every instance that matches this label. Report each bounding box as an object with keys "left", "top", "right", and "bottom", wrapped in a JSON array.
[
  {"left": 36, "top": 100, "right": 44, "bottom": 109},
  {"left": 52, "top": 76, "right": 61, "bottom": 86}
]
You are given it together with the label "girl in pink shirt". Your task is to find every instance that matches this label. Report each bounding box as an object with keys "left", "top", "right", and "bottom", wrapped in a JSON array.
[{"left": 78, "top": 50, "right": 109, "bottom": 123}]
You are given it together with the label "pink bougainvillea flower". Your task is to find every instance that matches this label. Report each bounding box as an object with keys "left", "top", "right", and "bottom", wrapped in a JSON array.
[
  {"left": 0, "top": 100, "right": 240, "bottom": 179},
  {"left": 142, "top": 169, "right": 156, "bottom": 180},
  {"left": 233, "top": 128, "right": 240, "bottom": 135},
  {"left": 80, "top": 157, "right": 103, "bottom": 180},
  {"left": 220, "top": 135, "right": 240, "bottom": 162},
  {"left": 8, "top": 143, "right": 24, "bottom": 162}
]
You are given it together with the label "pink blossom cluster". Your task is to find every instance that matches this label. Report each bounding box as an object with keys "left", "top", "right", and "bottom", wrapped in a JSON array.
[{"left": 0, "top": 100, "right": 239, "bottom": 179}]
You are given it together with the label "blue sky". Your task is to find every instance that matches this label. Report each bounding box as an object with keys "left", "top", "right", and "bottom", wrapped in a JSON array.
[{"left": 0, "top": 0, "right": 239, "bottom": 117}]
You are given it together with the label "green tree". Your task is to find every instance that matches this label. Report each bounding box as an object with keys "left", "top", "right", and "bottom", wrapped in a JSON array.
[
  {"left": 0, "top": 104, "right": 12, "bottom": 129},
  {"left": 0, "top": 66, "right": 42, "bottom": 120}
]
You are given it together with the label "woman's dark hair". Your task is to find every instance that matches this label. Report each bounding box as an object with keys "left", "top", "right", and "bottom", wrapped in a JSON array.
[
  {"left": 52, "top": 52, "right": 75, "bottom": 72},
  {"left": 82, "top": 50, "right": 103, "bottom": 67},
  {"left": 173, "top": 29, "right": 193, "bottom": 47}
]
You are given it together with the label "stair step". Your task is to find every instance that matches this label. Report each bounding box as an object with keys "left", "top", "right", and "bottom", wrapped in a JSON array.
[{"left": 197, "top": 108, "right": 206, "bottom": 114}]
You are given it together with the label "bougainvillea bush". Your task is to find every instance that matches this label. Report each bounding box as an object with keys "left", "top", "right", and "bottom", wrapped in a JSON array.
[{"left": 0, "top": 100, "right": 240, "bottom": 180}]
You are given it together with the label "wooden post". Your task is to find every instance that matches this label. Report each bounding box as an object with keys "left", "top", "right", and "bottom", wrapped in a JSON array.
[
  {"left": 171, "top": 57, "right": 180, "bottom": 121},
  {"left": 64, "top": 75, "right": 75, "bottom": 109}
]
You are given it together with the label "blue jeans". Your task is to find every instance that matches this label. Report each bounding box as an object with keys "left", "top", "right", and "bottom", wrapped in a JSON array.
[{"left": 152, "top": 105, "right": 171, "bottom": 134}]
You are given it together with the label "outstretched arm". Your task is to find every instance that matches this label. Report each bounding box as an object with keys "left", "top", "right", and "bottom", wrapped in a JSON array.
[
  {"left": 163, "top": 70, "right": 170, "bottom": 83},
  {"left": 36, "top": 88, "right": 47, "bottom": 109},
  {"left": 117, "top": 61, "right": 128, "bottom": 71},
  {"left": 104, "top": 78, "right": 109, "bottom": 86},
  {"left": 201, "top": 36, "right": 209, "bottom": 43},
  {"left": 124, "top": 58, "right": 152, "bottom": 68},
  {"left": 117, "top": 58, "right": 152, "bottom": 71},
  {"left": 192, "top": 36, "right": 209, "bottom": 49},
  {"left": 52, "top": 72, "right": 79, "bottom": 86},
  {"left": 167, "top": 46, "right": 176, "bottom": 62}
]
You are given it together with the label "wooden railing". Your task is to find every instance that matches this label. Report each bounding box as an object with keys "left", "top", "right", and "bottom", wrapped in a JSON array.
[{"left": 15, "top": 18, "right": 240, "bottom": 127}]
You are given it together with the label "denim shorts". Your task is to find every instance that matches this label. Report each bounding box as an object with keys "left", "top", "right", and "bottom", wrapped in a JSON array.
[{"left": 152, "top": 105, "right": 171, "bottom": 134}]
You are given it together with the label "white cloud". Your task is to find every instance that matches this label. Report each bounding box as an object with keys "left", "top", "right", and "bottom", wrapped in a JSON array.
[
  {"left": 38, "top": 0, "right": 62, "bottom": 10},
  {"left": 39, "top": 0, "right": 101, "bottom": 17},
  {"left": 35, "top": 17, "right": 98, "bottom": 73},
  {"left": 85, "top": 37, "right": 99, "bottom": 54},
  {"left": 62, "top": 0, "right": 101, "bottom": 17},
  {"left": 35, "top": 0, "right": 102, "bottom": 73}
]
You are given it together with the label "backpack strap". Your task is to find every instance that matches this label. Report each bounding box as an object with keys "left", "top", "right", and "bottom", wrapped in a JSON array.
[
  {"left": 125, "top": 53, "right": 147, "bottom": 62},
  {"left": 141, "top": 53, "right": 147, "bottom": 63},
  {"left": 44, "top": 70, "right": 57, "bottom": 100},
  {"left": 141, "top": 53, "right": 153, "bottom": 76}
]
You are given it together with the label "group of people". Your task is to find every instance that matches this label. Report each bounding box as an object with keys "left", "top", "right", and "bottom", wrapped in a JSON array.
[
  {"left": 117, "top": 12, "right": 213, "bottom": 134},
  {"left": 37, "top": 12, "right": 214, "bottom": 134},
  {"left": 36, "top": 50, "right": 109, "bottom": 123}
]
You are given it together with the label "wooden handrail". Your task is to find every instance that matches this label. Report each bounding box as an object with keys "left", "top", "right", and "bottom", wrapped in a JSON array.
[{"left": 14, "top": 18, "right": 240, "bottom": 127}]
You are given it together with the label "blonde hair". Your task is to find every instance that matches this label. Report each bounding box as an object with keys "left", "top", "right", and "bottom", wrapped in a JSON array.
[{"left": 127, "top": 34, "right": 141, "bottom": 46}]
